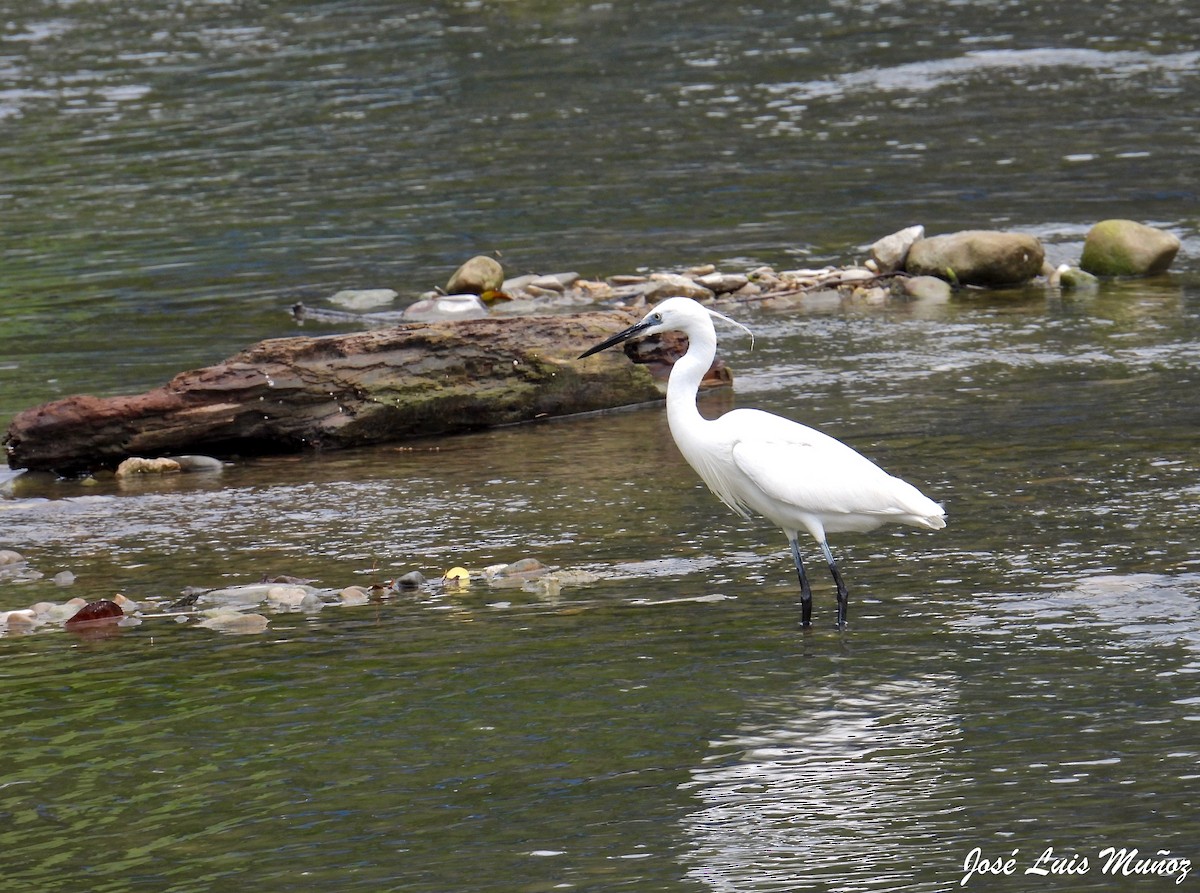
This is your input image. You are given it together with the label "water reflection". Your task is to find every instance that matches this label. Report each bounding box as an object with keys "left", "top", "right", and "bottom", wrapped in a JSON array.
[{"left": 682, "top": 673, "right": 963, "bottom": 892}]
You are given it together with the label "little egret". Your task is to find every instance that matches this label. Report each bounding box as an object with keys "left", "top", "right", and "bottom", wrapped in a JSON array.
[{"left": 578, "top": 297, "right": 945, "bottom": 629}]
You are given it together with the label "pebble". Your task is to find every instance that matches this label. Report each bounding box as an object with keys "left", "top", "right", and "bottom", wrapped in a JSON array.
[
  {"left": 54, "top": 570, "right": 76, "bottom": 587},
  {"left": 0, "top": 549, "right": 24, "bottom": 566},
  {"left": 113, "top": 593, "right": 140, "bottom": 614},
  {"left": 0, "top": 609, "right": 37, "bottom": 627},
  {"left": 339, "top": 585, "right": 370, "bottom": 605},
  {"left": 115, "top": 457, "right": 182, "bottom": 478}
]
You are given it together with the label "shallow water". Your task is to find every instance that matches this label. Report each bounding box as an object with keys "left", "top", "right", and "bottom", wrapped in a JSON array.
[{"left": 2, "top": 1, "right": 1199, "bottom": 890}]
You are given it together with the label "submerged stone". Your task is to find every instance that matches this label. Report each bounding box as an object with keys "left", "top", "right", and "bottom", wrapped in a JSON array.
[
  {"left": 198, "top": 611, "right": 270, "bottom": 634},
  {"left": 168, "top": 455, "right": 224, "bottom": 473},
  {"left": 329, "top": 288, "right": 398, "bottom": 310},
  {"left": 339, "top": 585, "right": 370, "bottom": 605},
  {"left": 900, "top": 275, "right": 953, "bottom": 301},
  {"left": 403, "top": 294, "right": 489, "bottom": 321}
]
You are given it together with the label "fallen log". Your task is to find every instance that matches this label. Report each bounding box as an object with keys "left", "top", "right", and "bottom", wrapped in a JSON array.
[{"left": 4, "top": 311, "right": 731, "bottom": 475}]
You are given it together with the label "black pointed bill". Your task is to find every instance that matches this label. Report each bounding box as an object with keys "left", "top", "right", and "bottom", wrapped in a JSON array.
[{"left": 577, "top": 319, "right": 655, "bottom": 359}]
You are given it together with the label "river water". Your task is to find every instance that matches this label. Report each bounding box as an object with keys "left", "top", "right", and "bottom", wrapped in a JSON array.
[{"left": 2, "top": 1, "right": 1198, "bottom": 891}]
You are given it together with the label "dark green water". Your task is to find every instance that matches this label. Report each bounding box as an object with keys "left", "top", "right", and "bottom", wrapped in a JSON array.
[{"left": 2, "top": 1, "right": 1199, "bottom": 891}]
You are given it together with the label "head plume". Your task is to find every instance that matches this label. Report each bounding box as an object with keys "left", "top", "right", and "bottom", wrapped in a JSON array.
[{"left": 705, "top": 306, "right": 755, "bottom": 350}]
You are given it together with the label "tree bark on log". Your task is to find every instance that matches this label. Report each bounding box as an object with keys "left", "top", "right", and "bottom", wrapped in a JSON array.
[{"left": 4, "top": 311, "right": 730, "bottom": 475}]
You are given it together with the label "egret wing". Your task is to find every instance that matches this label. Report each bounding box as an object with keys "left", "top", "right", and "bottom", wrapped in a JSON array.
[{"left": 729, "top": 420, "right": 936, "bottom": 521}]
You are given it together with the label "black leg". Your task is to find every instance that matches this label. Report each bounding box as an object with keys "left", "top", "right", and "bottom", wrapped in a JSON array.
[
  {"left": 789, "top": 538, "right": 813, "bottom": 628},
  {"left": 820, "top": 541, "right": 849, "bottom": 629}
]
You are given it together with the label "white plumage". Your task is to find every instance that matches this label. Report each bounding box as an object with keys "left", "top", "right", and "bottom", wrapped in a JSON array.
[{"left": 579, "top": 296, "right": 945, "bottom": 628}]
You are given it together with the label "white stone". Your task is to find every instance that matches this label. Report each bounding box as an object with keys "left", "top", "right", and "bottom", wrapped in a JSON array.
[
  {"left": 403, "top": 294, "right": 489, "bottom": 322},
  {"left": 330, "top": 288, "right": 399, "bottom": 310},
  {"left": 870, "top": 225, "right": 925, "bottom": 273}
]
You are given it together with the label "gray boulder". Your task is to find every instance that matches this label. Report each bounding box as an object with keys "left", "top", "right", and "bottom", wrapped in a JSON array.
[
  {"left": 905, "top": 230, "right": 1045, "bottom": 287},
  {"left": 1079, "top": 220, "right": 1180, "bottom": 277},
  {"left": 870, "top": 225, "right": 924, "bottom": 273}
]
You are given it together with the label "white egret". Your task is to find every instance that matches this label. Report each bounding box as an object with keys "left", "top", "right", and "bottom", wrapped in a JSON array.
[{"left": 578, "top": 297, "right": 945, "bottom": 629}]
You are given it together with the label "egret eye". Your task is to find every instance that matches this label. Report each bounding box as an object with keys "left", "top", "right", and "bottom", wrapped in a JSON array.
[{"left": 651, "top": 313, "right": 662, "bottom": 323}]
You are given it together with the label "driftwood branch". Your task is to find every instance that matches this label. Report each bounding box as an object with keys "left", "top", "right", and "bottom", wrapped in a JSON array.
[{"left": 5, "top": 311, "right": 729, "bottom": 475}]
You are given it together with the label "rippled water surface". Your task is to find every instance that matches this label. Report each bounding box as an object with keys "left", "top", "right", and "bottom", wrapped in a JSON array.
[{"left": 2, "top": 1, "right": 1199, "bottom": 890}]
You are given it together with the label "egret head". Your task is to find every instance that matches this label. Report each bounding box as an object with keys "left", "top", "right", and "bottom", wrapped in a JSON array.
[{"left": 577, "top": 297, "right": 753, "bottom": 359}]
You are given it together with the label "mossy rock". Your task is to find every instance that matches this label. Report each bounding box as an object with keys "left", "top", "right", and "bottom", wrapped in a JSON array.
[
  {"left": 1079, "top": 220, "right": 1180, "bottom": 277},
  {"left": 446, "top": 255, "right": 505, "bottom": 295}
]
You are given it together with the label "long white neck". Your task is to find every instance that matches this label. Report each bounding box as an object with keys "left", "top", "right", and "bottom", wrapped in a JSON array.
[{"left": 665, "top": 320, "right": 718, "bottom": 436}]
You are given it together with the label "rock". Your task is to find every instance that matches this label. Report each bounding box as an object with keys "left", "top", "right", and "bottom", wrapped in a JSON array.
[
  {"left": 197, "top": 611, "right": 270, "bottom": 634},
  {"left": 531, "top": 272, "right": 580, "bottom": 291},
  {"left": 46, "top": 598, "right": 87, "bottom": 622},
  {"left": 696, "top": 272, "right": 750, "bottom": 294},
  {"left": 115, "top": 457, "right": 182, "bottom": 478},
  {"left": 266, "top": 585, "right": 310, "bottom": 608},
  {"left": 53, "top": 570, "right": 76, "bottom": 587},
  {"left": 0, "top": 549, "right": 23, "bottom": 566},
  {"left": 338, "top": 585, "right": 370, "bottom": 605},
  {"left": 643, "top": 273, "right": 716, "bottom": 302},
  {"left": 870, "top": 225, "right": 925, "bottom": 273},
  {"left": 485, "top": 557, "right": 549, "bottom": 583},
  {"left": 330, "top": 289, "right": 398, "bottom": 310},
  {"left": 446, "top": 255, "right": 505, "bottom": 295},
  {"left": 502, "top": 274, "right": 537, "bottom": 293},
  {"left": 1049, "top": 264, "right": 1100, "bottom": 290},
  {"left": 900, "top": 275, "right": 953, "bottom": 302},
  {"left": 905, "top": 230, "right": 1045, "bottom": 286},
  {"left": 168, "top": 454, "right": 224, "bottom": 473},
  {"left": 403, "top": 294, "right": 489, "bottom": 321},
  {"left": 113, "top": 593, "right": 140, "bottom": 613},
  {"left": 1079, "top": 219, "right": 1180, "bottom": 277},
  {"left": 392, "top": 571, "right": 425, "bottom": 591},
  {"left": 64, "top": 599, "right": 124, "bottom": 628},
  {"left": 4, "top": 311, "right": 669, "bottom": 475}
]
